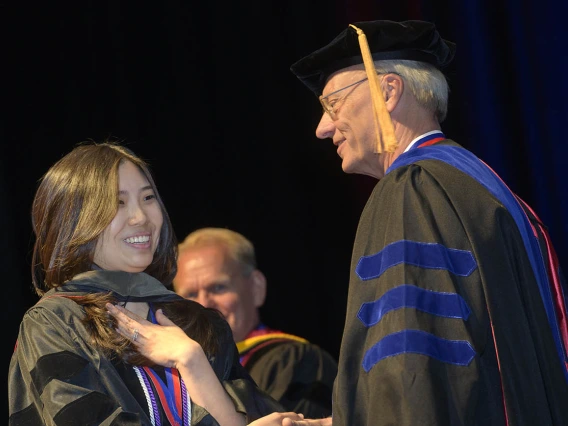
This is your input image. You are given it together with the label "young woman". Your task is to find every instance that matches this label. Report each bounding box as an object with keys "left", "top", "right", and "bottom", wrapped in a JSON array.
[{"left": 8, "top": 141, "right": 305, "bottom": 425}]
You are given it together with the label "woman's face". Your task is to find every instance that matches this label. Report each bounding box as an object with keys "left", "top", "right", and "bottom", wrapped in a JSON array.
[{"left": 93, "top": 160, "right": 163, "bottom": 272}]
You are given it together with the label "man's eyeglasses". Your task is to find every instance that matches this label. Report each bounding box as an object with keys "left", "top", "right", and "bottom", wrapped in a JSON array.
[{"left": 319, "top": 72, "right": 399, "bottom": 120}]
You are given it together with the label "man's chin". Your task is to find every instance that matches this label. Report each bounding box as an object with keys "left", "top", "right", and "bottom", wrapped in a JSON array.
[{"left": 341, "top": 158, "right": 356, "bottom": 174}]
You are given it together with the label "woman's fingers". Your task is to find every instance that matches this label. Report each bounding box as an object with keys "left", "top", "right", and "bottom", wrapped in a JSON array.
[
  {"left": 155, "top": 308, "right": 175, "bottom": 326},
  {"left": 106, "top": 303, "right": 148, "bottom": 341},
  {"left": 106, "top": 303, "right": 146, "bottom": 322},
  {"left": 106, "top": 303, "right": 204, "bottom": 369}
]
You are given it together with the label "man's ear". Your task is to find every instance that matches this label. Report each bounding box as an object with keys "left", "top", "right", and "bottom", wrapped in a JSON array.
[
  {"left": 251, "top": 269, "right": 267, "bottom": 308},
  {"left": 383, "top": 73, "right": 404, "bottom": 112}
]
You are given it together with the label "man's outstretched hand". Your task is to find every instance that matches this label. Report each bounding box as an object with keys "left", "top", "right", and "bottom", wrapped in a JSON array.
[{"left": 282, "top": 416, "right": 332, "bottom": 426}]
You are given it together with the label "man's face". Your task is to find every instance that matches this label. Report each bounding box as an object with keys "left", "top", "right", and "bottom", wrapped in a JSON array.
[
  {"left": 315, "top": 67, "right": 386, "bottom": 178},
  {"left": 173, "top": 244, "right": 263, "bottom": 341}
]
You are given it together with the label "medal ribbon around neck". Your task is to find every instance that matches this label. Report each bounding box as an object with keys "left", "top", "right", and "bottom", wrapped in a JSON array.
[
  {"left": 142, "top": 366, "right": 185, "bottom": 425},
  {"left": 136, "top": 304, "right": 190, "bottom": 425}
]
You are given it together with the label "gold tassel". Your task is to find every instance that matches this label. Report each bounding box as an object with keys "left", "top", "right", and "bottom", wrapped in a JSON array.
[{"left": 349, "top": 24, "right": 398, "bottom": 153}]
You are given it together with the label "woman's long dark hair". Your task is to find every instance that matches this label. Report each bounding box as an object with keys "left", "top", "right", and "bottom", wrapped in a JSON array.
[
  {"left": 31, "top": 140, "right": 177, "bottom": 295},
  {"left": 29, "top": 140, "right": 212, "bottom": 361},
  {"left": 79, "top": 293, "right": 224, "bottom": 363}
]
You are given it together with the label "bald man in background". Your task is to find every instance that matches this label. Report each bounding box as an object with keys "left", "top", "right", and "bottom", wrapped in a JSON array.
[{"left": 173, "top": 228, "right": 338, "bottom": 420}]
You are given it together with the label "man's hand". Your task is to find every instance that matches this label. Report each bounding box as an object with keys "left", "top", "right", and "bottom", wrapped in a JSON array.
[
  {"left": 248, "top": 412, "right": 305, "bottom": 425},
  {"left": 282, "top": 416, "right": 332, "bottom": 426}
]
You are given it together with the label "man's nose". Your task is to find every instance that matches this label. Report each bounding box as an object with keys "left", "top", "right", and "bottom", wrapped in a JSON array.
[
  {"left": 315, "top": 113, "right": 336, "bottom": 140},
  {"left": 197, "top": 293, "right": 215, "bottom": 308}
]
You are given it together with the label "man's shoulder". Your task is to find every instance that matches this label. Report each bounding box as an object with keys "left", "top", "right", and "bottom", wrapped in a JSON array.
[
  {"left": 239, "top": 327, "right": 306, "bottom": 345},
  {"left": 247, "top": 338, "right": 338, "bottom": 374},
  {"left": 240, "top": 327, "right": 336, "bottom": 362},
  {"left": 378, "top": 141, "right": 488, "bottom": 191},
  {"left": 257, "top": 338, "right": 337, "bottom": 366}
]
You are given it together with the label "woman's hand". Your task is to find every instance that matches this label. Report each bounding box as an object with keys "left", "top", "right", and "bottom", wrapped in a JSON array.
[
  {"left": 106, "top": 303, "right": 204, "bottom": 369},
  {"left": 106, "top": 303, "right": 247, "bottom": 426}
]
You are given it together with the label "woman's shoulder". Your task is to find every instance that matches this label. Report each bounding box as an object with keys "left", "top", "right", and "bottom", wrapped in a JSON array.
[{"left": 24, "top": 292, "right": 87, "bottom": 323}]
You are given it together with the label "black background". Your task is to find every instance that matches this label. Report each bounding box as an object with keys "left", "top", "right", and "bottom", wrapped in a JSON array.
[{"left": 4, "top": 0, "right": 568, "bottom": 420}]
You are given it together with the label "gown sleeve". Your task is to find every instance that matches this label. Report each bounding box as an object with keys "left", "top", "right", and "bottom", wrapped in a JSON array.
[
  {"left": 9, "top": 298, "right": 144, "bottom": 426},
  {"left": 245, "top": 340, "right": 337, "bottom": 419},
  {"left": 204, "top": 309, "right": 286, "bottom": 423}
]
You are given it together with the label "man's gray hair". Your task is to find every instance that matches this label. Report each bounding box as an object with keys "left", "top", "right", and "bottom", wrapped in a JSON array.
[
  {"left": 375, "top": 59, "right": 450, "bottom": 122},
  {"left": 179, "top": 227, "right": 256, "bottom": 276}
]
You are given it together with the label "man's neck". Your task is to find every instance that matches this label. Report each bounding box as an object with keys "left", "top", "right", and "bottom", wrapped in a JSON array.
[
  {"left": 375, "top": 121, "right": 441, "bottom": 179},
  {"left": 395, "top": 122, "right": 442, "bottom": 153}
]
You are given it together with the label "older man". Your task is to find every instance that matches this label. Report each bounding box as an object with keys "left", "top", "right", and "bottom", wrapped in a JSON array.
[
  {"left": 173, "top": 227, "right": 338, "bottom": 420},
  {"left": 288, "top": 19, "right": 568, "bottom": 426}
]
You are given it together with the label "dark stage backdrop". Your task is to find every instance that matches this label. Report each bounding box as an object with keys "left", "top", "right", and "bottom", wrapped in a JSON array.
[{"left": 3, "top": 0, "right": 568, "bottom": 419}]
